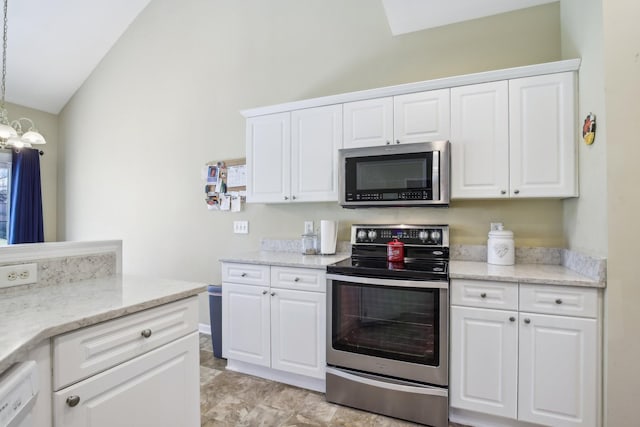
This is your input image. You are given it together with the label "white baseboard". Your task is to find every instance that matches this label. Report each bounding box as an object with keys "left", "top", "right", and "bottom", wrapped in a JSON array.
[{"left": 198, "top": 323, "right": 211, "bottom": 335}]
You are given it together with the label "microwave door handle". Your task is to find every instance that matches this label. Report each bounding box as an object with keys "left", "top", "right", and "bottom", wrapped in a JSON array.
[{"left": 432, "top": 151, "right": 440, "bottom": 201}]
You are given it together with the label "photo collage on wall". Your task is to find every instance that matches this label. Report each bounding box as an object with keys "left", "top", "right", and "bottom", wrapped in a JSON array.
[{"left": 202, "top": 158, "right": 246, "bottom": 211}]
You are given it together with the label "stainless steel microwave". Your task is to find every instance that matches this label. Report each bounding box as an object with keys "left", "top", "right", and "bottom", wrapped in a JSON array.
[{"left": 338, "top": 141, "right": 450, "bottom": 208}]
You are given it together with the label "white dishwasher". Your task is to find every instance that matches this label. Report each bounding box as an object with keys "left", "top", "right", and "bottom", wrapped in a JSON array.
[{"left": 0, "top": 361, "right": 39, "bottom": 427}]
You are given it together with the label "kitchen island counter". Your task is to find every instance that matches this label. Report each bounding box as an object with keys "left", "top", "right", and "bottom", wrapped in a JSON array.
[
  {"left": 0, "top": 274, "right": 207, "bottom": 375},
  {"left": 450, "top": 260, "right": 605, "bottom": 288}
]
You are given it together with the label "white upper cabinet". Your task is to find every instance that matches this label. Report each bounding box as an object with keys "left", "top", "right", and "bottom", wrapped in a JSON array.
[
  {"left": 509, "top": 72, "right": 577, "bottom": 198},
  {"left": 343, "top": 97, "right": 393, "bottom": 148},
  {"left": 451, "top": 81, "right": 509, "bottom": 198},
  {"left": 451, "top": 72, "right": 577, "bottom": 199},
  {"left": 246, "top": 105, "right": 342, "bottom": 203},
  {"left": 291, "top": 105, "right": 343, "bottom": 202},
  {"left": 393, "top": 89, "right": 450, "bottom": 144},
  {"left": 343, "top": 89, "right": 450, "bottom": 149},
  {"left": 246, "top": 112, "right": 291, "bottom": 203}
]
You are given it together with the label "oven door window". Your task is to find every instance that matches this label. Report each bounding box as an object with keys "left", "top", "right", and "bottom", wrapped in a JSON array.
[{"left": 331, "top": 281, "right": 440, "bottom": 366}]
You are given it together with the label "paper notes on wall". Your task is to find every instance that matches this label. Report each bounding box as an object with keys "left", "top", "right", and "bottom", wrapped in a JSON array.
[{"left": 203, "top": 158, "right": 246, "bottom": 211}]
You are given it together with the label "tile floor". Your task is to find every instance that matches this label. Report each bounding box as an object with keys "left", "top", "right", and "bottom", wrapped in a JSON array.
[{"left": 199, "top": 334, "right": 469, "bottom": 427}]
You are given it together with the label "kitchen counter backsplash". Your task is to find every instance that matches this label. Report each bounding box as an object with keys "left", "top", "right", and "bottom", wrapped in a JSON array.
[
  {"left": 261, "top": 239, "right": 352, "bottom": 254},
  {"left": 451, "top": 244, "right": 606, "bottom": 282}
]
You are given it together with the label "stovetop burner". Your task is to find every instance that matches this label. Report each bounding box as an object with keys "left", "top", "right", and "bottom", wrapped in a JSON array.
[{"left": 327, "top": 224, "right": 450, "bottom": 281}]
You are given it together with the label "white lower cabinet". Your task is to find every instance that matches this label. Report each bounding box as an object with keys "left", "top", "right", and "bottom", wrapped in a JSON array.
[
  {"left": 52, "top": 297, "right": 200, "bottom": 427},
  {"left": 450, "top": 280, "right": 600, "bottom": 427},
  {"left": 222, "top": 263, "right": 326, "bottom": 390}
]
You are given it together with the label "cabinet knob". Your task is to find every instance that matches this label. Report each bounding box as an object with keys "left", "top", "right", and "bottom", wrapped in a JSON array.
[
  {"left": 555, "top": 298, "right": 563, "bottom": 304},
  {"left": 480, "top": 292, "right": 487, "bottom": 298},
  {"left": 141, "top": 329, "right": 152, "bottom": 338},
  {"left": 396, "top": 140, "right": 400, "bottom": 144},
  {"left": 294, "top": 277, "right": 300, "bottom": 282},
  {"left": 66, "top": 395, "right": 81, "bottom": 407},
  {"left": 514, "top": 189, "right": 520, "bottom": 195},
  {"left": 500, "top": 190, "right": 506, "bottom": 195},
  {"left": 292, "top": 195, "right": 297, "bottom": 200},
  {"left": 262, "top": 290, "right": 268, "bottom": 295},
  {"left": 270, "top": 292, "right": 276, "bottom": 296},
  {"left": 524, "top": 318, "right": 531, "bottom": 324},
  {"left": 284, "top": 196, "right": 289, "bottom": 200},
  {"left": 386, "top": 140, "right": 391, "bottom": 145},
  {"left": 241, "top": 272, "right": 247, "bottom": 277},
  {"left": 509, "top": 316, "right": 516, "bottom": 322}
]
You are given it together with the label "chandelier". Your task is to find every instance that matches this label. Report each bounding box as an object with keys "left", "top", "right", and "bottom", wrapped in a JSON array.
[{"left": 0, "top": 0, "right": 45, "bottom": 148}]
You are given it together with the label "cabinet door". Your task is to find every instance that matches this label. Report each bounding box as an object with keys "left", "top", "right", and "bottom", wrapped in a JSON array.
[
  {"left": 509, "top": 72, "right": 577, "bottom": 198},
  {"left": 450, "top": 306, "right": 518, "bottom": 419},
  {"left": 450, "top": 81, "right": 509, "bottom": 199},
  {"left": 291, "top": 105, "right": 343, "bottom": 202},
  {"left": 246, "top": 112, "right": 291, "bottom": 203},
  {"left": 518, "top": 313, "right": 597, "bottom": 427},
  {"left": 222, "top": 282, "right": 270, "bottom": 366},
  {"left": 343, "top": 97, "right": 393, "bottom": 148},
  {"left": 270, "top": 288, "right": 326, "bottom": 379},
  {"left": 393, "top": 89, "right": 450, "bottom": 144},
  {"left": 53, "top": 332, "right": 199, "bottom": 427}
]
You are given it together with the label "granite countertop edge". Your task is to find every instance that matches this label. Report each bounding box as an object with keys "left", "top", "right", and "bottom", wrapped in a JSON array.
[
  {"left": 0, "top": 274, "right": 207, "bottom": 376},
  {"left": 219, "top": 251, "right": 352, "bottom": 269}
]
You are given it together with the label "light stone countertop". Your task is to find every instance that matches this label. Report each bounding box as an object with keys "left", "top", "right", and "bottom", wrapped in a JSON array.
[
  {"left": 219, "top": 251, "right": 351, "bottom": 269},
  {"left": 450, "top": 260, "right": 604, "bottom": 288},
  {"left": 0, "top": 274, "right": 207, "bottom": 375}
]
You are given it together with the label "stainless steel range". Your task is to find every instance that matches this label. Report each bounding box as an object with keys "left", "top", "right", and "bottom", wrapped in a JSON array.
[{"left": 326, "top": 224, "right": 449, "bottom": 427}]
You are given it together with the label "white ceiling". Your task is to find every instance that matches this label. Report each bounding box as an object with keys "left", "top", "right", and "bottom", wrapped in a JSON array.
[
  {"left": 5, "top": 0, "right": 150, "bottom": 114},
  {"left": 382, "top": 0, "right": 558, "bottom": 35},
  {"left": 7, "top": 0, "right": 557, "bottom": 115}
]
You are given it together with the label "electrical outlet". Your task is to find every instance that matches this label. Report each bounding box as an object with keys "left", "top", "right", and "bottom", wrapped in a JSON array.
[
  {"left": 304, "top": 221, "right": 314, "bottom": 234},
  {"left": 0, "top": 263, "right": 37, "bottom": 289},
  {"left": 233, "top": 220, "right": 249, "bottom": 234}
]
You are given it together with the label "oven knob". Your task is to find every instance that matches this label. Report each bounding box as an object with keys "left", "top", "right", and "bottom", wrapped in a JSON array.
[
  {"left": 418, "top": 230, "right": 429, "bottom": 241},
  {"left": 357, "top": 230, "right": 367, "bottom": 241},
  {"left": 430, "top": 230, "right": 441, "bottom": 242},
  {"left": 367, "top": 230, "right": 377, "bottom": 240}
]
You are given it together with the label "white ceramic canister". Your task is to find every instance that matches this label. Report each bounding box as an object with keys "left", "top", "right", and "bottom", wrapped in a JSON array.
[{"left": 487, "top": 226, "right": 515, "bottom": 265}]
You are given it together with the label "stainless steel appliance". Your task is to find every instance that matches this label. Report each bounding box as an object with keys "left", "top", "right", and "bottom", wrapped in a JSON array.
[
  {"left": 338, "top": 141, "right": 450, "bottom": 208},
  {"left": 326, "top": 224, "right": 449, "bottom": 427}
]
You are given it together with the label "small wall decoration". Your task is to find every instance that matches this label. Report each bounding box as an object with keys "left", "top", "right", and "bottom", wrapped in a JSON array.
[
  {"left": 582, "top": 112, "right": 596, "bottom": 145},
  {"left": 202, "top": 158, "right": 246, "bottom": 211}
]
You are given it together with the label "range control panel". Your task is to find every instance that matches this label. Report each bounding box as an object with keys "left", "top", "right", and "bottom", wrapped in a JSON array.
[{"left": 351, "top": 224, "right": 449, "bottom": 247}]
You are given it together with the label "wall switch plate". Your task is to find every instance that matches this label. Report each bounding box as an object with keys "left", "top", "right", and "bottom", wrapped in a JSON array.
[
  {"left": 0, "top": 263, "right": 38, "bottom": 289},
  {"left": 233, "top": 220, "right": 249, "bottom": 234}
]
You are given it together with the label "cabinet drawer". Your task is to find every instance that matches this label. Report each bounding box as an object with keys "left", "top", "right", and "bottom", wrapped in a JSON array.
[
  {"left": 451, "top": 279, "right": 518, "bottom": 310},
  {"left": 53, "top": 297, "right": 198, "bottom": 390},
  {"left": 519, "top": 284, "right": 598, "bottom": 318},
  {"left": 271, "top": 266, "right": 326, "bottom": 292},
  {"left": 222, "top": 262, "right": 270, "bottom": 285}
]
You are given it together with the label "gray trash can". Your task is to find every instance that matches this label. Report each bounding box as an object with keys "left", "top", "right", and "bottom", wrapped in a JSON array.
[{"left": 207, "top": 285, "right": 223, "bottom": 358}]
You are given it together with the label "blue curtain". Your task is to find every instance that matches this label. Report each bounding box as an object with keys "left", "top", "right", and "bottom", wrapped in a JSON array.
[{"left": 8, "top": 148, "right": 44, "bottom": 244}]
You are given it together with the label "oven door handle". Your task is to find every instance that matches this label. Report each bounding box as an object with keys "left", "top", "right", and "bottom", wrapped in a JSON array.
[
  {"left": 326, "top": 273, "right": 449, "bottom": 289},
  {"left": 326, "top": 367, "right": 448, "bottom": 397}
]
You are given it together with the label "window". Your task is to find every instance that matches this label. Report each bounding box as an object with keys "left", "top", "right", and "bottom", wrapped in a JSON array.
[{"left": 0, "top": 151, "right": 11, "bottom": 245}]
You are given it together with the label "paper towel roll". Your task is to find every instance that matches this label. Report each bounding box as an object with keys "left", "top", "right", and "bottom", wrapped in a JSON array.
[{"left": 320, "top": 220, "right": 337, "bottom": 255}]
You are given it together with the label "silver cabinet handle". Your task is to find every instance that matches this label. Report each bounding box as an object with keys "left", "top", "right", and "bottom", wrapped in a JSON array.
[
  {"left": 241, "top": 272, "right": 247, "bottom": 277},
  {"left": 66, "top": 395, "right": 81, "bottom": 407},
  {"left": 555, "top": 298, "right": 563, "bottom": 304},
  {"left": 514, "top": 189, "right": 520, "bottom": 195},
  {"left": 480, "top": 292, "right": 487, "bottom": 298},
  {"left": 509, "top": 316, "right": 516, "bottom": 322},
  {"left": 500, "top": 190, "right": 506, "bottom": 195},
  {"left": 270, "top": 292, "right": 276, "bottom": 296},
  {"left": 262, "top": 290, "right": 268, "bottom": 295},
  {"left": 141, "top": 329, "right": 152, "bottom": 338},
  {"left": 524, "top": 318, "right": 531, "bottom": 324}
]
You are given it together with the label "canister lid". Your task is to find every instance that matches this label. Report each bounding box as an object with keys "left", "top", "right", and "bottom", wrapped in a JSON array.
[{"left": 488, "top": 229, "right": 513, "bottom": 238}]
